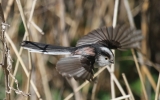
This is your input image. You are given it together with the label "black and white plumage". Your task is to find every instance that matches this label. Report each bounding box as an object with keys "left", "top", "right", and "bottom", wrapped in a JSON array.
[{"left": 21, "top": 24, "right": 142, "bottom": 81}]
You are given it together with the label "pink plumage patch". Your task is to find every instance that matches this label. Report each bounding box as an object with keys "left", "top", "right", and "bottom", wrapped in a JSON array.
[{"left": 74, "top": 47, "right": 95, "bottom": 56}]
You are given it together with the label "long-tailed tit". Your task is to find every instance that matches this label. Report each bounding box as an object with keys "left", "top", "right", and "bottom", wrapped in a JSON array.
[{"left": 21, "top": 24, "right": 142, "bottom": 81}]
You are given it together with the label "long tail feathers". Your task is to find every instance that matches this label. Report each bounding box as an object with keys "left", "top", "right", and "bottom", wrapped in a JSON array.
[{"left": 21, "top": 41, "right": 74, "bottom": 55}]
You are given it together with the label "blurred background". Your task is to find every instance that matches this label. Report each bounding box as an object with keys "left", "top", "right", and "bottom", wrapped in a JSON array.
[{"left": 0, "top": 0, "right": 160, "bottom": 100}]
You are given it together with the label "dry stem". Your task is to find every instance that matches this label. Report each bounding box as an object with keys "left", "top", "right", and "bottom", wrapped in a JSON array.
[
  {"left": 5, "top": 33, "right": 42, "bottom": 99},
  {"left": 155, "top": 73, "right": 160, "bottom": 100},
  {"left": 111, "top": 0, "right": 120, "bottom": 98},
  {"left": 124, "top": 0, "right": 148, "bottom": 99},
  {"left": 122, "top": 73, "right": 135, "bottom": 100}
]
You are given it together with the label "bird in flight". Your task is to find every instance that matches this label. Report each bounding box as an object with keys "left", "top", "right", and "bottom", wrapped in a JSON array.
[{"left": 21, "top": 24, "right": 142, "bottom": 81}]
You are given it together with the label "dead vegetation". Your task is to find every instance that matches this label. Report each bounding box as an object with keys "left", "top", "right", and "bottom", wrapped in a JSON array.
[{"left": 0, "top": 0, "right": 159, "bottom": 100}]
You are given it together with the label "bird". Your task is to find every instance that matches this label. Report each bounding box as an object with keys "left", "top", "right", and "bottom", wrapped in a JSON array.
[{"left": 21, "top": 24, "right": 142, "bottom": 81}]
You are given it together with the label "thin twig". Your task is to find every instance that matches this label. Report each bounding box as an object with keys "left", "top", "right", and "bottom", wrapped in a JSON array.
[
  {"left": 124, "top": 0, "right": 148, "bottom": 99},
  {"left": 141, "top": 66, "right": 156, "bottom": 92},
  {"left": 4, "top": 0, "right": 14, "bottom": 19},
  {"left": 110, "top": 52, "right": 116, "bottom": 99},
  {"left": 140, "top": 0, "right": 151, "bottom": 99},
  {"left": 15, "top": 0, "right": 32, "bottom": 98},
  {"left": 2, "top": 7, "right": 31, "bottom": 98},
  {"left": 91, "top": 75, "right": 99, "bottom": 100},
  {"left": 122, "top": 73, "right": 135, "bottom": 100},
  {"left": 30, "top": 21, "right": 44, "bottom": 35},
  {"left": 64, "top": 66, "right": 107, "bottom": 100},
  {"left": 5, "top": 33, "right": 42, "bottom": 99},
  {"left": 26, "top": 51, "right": 32, "bottom": 100},
  {"left": 112, "top": 0, "right": 119, "bottom": 28},
  {"left": 131, "top": 49, "right": 148, "bottom": 100},
  {"left": 155, "top": 73, "right": 160, "bottom": 100},
  {"left": 123, "top": 0, "right": 135, "bottom": 27},
  {"left": 14, "top": 0, "right": 43, "bottom": 99},
  {"left": 2, "top": 56, "right": 10, "bottom": 100},
  {"left": 64, "top": 65, "right": 127, "bottom": 100},
  {"left": 36, "top": 54, "right": 52, "bottom": 100},
  {"left": 0, "top": 2, "right": 11, "bottom": 100},
  {"left": 25, "top": 0, "right": 37, "bottom": 99},
  {"left": 4, "top": 3, "right": 22, "bottom": 88},
  {"left": 111, "top": 0, "right": 119, "bottom": 98},
  {"left": 111, "top": 95, "right": 130, "bottom": 100},
  {"left": 10, "top": 40, "right": 26, "bottom": 88},
  {"left": 106, "top": 66, "right": 127, "bottom": 98},
  {"left": 15, "top": 0, "right": 30, "bottom": 36}
]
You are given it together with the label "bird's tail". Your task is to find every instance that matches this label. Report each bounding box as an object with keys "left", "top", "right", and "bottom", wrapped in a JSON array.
[{"left": 21, "top": 41, "right": 74, "bottom": 55}]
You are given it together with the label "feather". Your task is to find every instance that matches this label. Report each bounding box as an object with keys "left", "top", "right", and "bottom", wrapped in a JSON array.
[
  {"left": 21, "top": 41, "right": 73, "bottom": 55},
  {"left": 56, "top": 55, "right": 94, "bottom": 81},
  {"left": 76, "top": 24, "right": 142, "bottom": 50}
]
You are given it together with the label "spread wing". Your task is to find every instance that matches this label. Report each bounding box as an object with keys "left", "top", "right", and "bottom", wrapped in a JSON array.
[
  {"left": 56, "top": 55, "right": 94, "bottom": 81},
  {"left": 76, "top": 24, "right": 142, "bottom": 50}
]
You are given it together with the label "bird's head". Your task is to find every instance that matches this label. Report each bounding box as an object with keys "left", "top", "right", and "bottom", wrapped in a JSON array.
[{"left": 95, "top": 47, "right": 114, "bottom": 67}]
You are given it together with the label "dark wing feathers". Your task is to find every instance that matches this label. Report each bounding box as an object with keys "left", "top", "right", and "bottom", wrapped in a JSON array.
[
  {"left": 114, "top": 25, "right": 128, "bottom": 41},
  {"left": 112, "top": 25, "right": 120, "bottom": 40},
  {"left": 118, "top": 27, "right": 134, "bottom": 42},
  {"left": 76, "top": 24, "right": 142, "bottom": 50},
  {"left": 76, "top": 29, "right": 107, "bottom": 46},
  {"left": 96, "top": 29, "right": 107, "bottom": 40},
  {"left": 56, "top": 55, "right": 94, "bottom": 81},
  {"left": 120, "top": 31, "right": 142, "bottom": 49},
  {"left": 106, "top": 26, "right": 113, "bottom": 40},
  {"left": 101, "top": 27, "right": 110, "bottom": 39}
]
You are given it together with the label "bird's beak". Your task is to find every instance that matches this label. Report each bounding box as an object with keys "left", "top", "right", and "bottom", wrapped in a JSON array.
[{"left": 109, "top": 60, "right": 114, "bottom": 63}]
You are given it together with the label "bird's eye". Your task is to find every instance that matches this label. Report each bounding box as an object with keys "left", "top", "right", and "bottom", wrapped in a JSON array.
[{"left": 105, "top": 57, "right": 108, "bottom": 60}]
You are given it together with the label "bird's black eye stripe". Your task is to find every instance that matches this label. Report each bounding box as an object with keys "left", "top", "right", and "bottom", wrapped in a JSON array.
[{"left": 101, "top": 51, "right": 111, "bottom": 59}]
